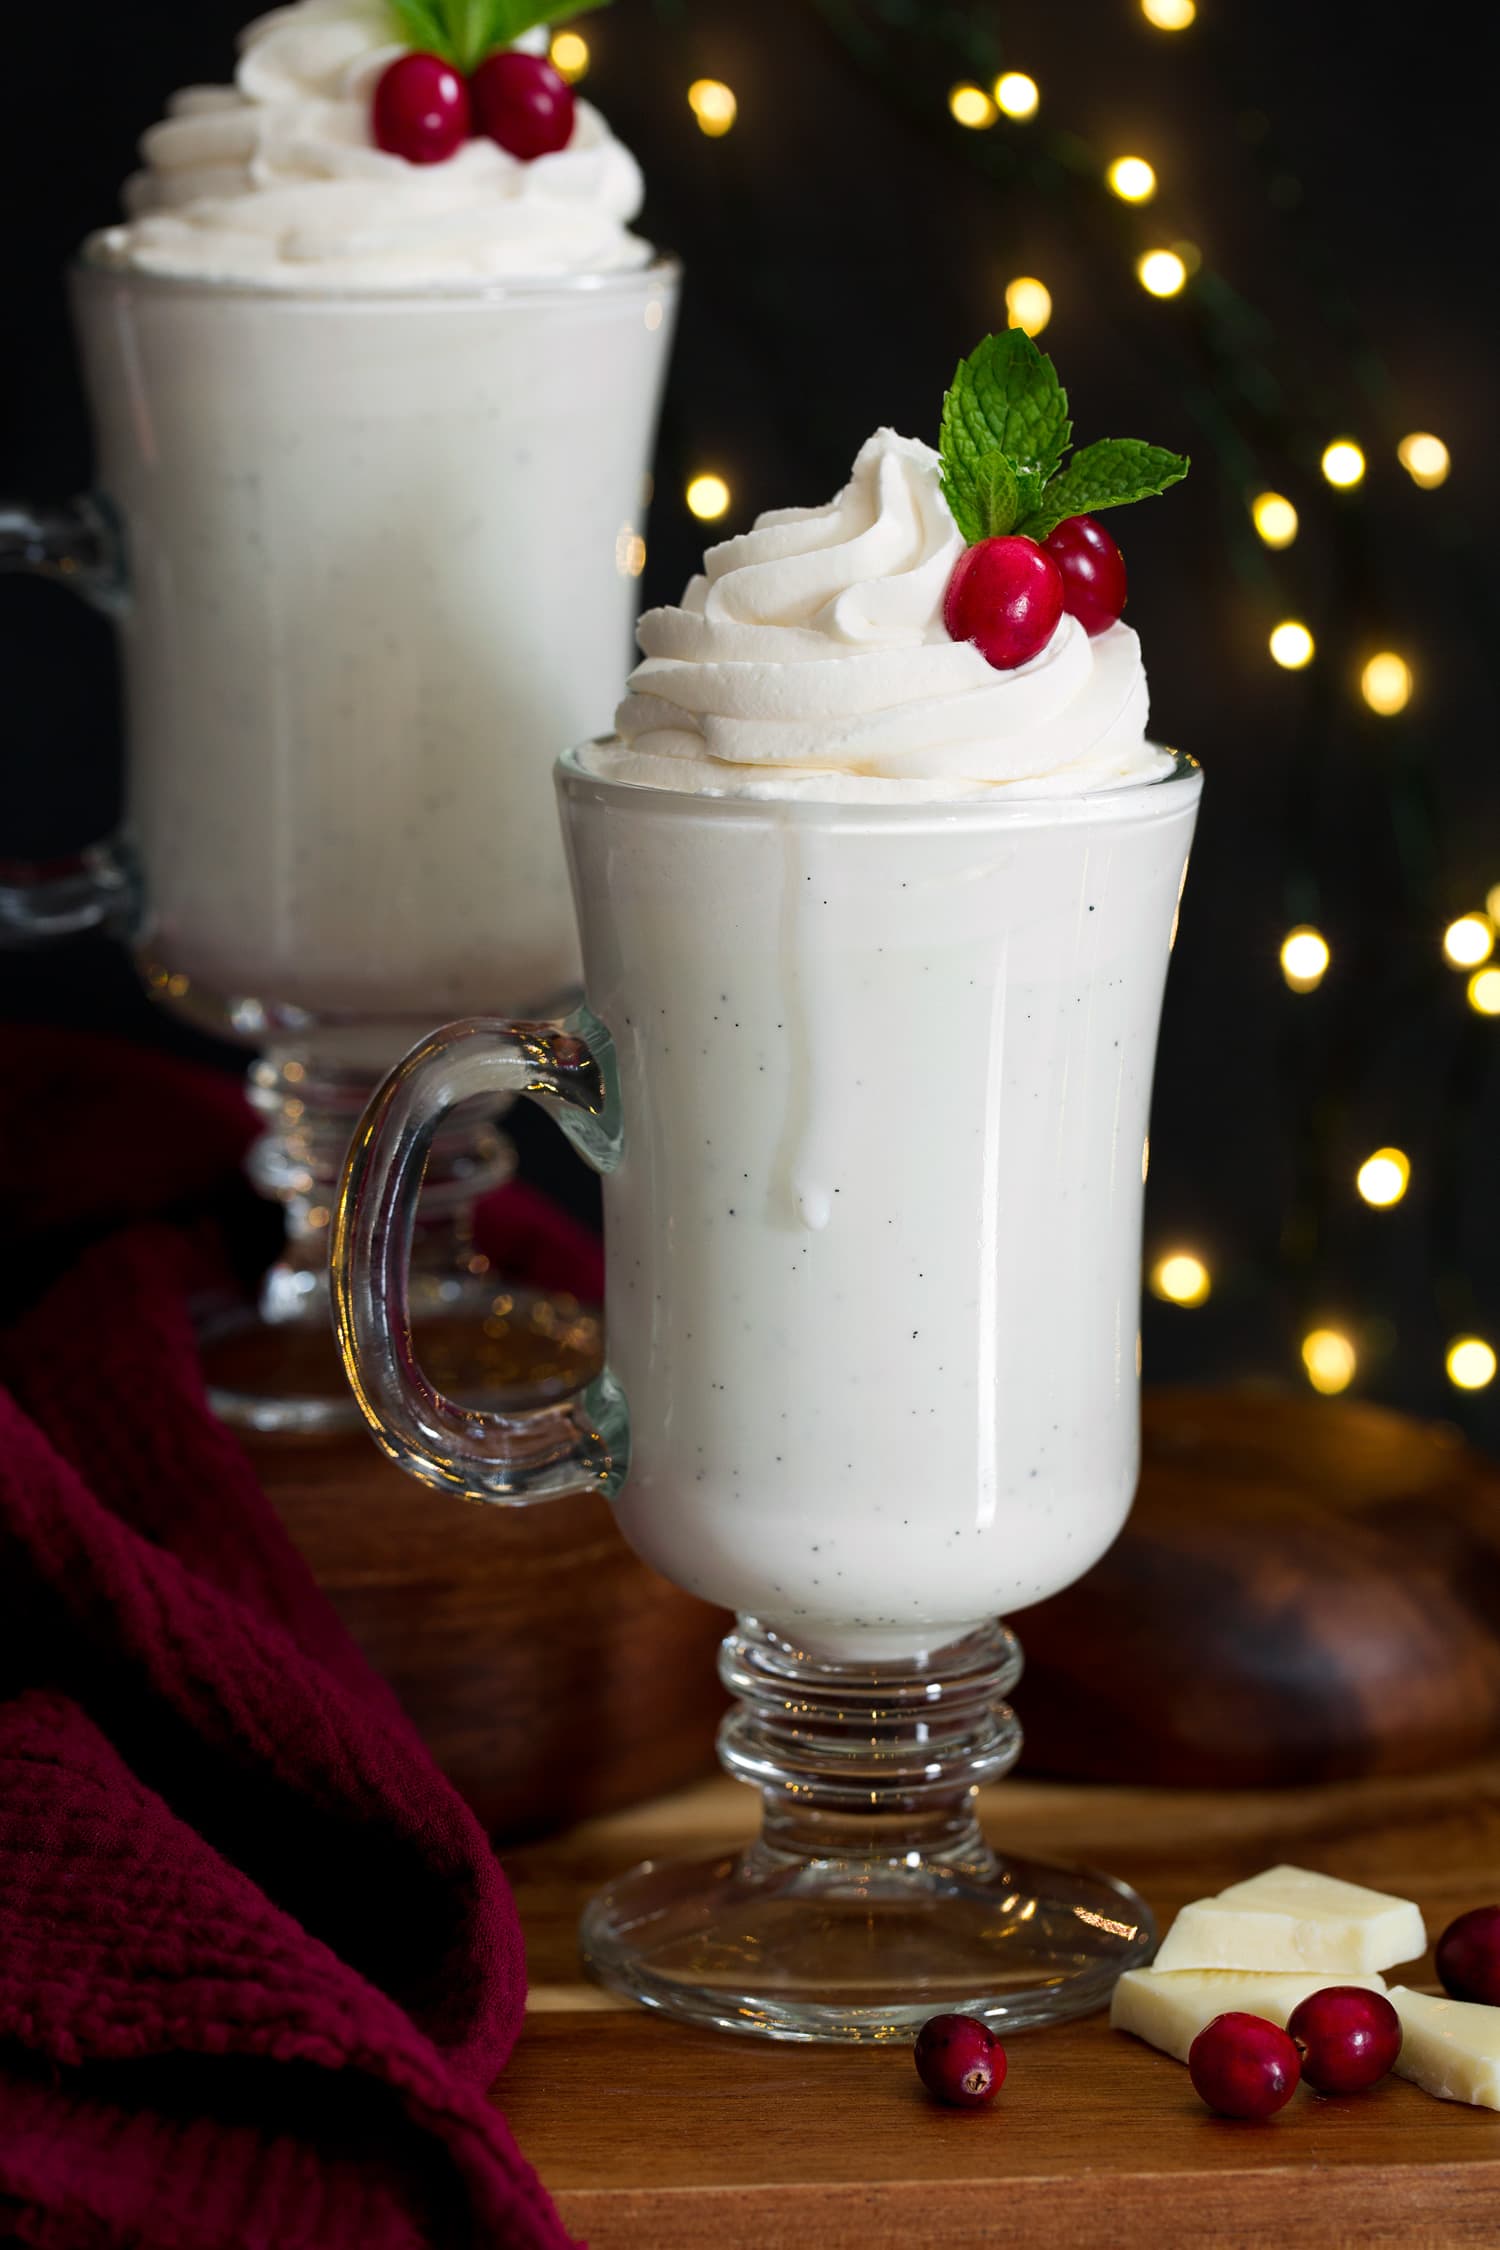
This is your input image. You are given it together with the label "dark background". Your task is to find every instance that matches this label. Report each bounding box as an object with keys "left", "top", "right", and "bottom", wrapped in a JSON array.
[{"left": 2, "top": 0, "right": 1496, "bottom": 1434}]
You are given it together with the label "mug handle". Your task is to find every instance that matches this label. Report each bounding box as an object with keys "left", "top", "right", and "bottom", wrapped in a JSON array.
[
  {"left": 333, "top": 1009, "right": 629, "bottom": 1506},
  {"left": 0, "top": 493, "right": 133, "bottom": 945}
]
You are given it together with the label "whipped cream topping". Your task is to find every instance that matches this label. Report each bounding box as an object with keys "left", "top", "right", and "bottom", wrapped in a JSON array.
[
  {"left": 86, "top": 0, "right": 649, "bottom": 288},
  {"left": 594, "top": 429, "right": 1172, "bottom": 802}
]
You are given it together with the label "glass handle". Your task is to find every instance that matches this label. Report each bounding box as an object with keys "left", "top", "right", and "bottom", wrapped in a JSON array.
[
  {"left": 332, "top": 1009, "right": 629, "bottom": 1507},
  {"left": 0, "top": 493, "right": 126, "bottom": 615}
]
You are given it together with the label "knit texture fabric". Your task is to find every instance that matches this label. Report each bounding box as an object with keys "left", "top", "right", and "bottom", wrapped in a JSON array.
[{"left": 0, "top": 1032, "right": 585, "bottom": 2250}]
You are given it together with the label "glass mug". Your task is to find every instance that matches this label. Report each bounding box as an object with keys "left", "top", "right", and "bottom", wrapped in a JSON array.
[
  {"left": 335, "top": 742, "right": 1203, "bottom": 2042},
  {"left": 1, "top": 259, "right": 679, "bottom": 1428}
]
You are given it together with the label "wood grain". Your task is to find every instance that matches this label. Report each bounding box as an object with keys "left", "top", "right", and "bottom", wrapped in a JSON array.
[{"left": 500, "top": 1763, "right": 1500, "bottom": 2247}]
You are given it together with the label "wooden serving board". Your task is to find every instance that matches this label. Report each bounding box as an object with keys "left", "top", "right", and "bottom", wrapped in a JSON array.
[{"left": 500, "top": 1765, "right": 1500, "bottom": 2248}]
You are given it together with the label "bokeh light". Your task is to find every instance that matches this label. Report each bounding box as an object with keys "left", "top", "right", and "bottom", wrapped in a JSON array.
[
  {"left": 1137, "top": 249, "right": 1187, "bottom": 297},
  {"left": 1251, "top": 491, "right": 1298, "bottom": 548},
  {"left": 1280, "top": 926, "right": 1330, "bottom": 992},
  {"left": 1447, "top": 1338, "right": 1497, "bottom": 1391},
  {"left": 1150, "top": 1252, "right": 1211, "bottom": 1307},
  {"left": 1321, "top": 440, "right": 1366, "bottom": 489},
  {"left": 1355, "top": 1149, "right": 1410, "bottom": 1208},
  {"left": 1005, "top": 276, "right": 1052, "bottom": 336},
  {"left": 1360, "top": 653, "right": 1413, "bottom": 716},
  {"left": 1107, "top": 156, "right": 1157, "bottom": 202},
  {"left": 1270, "top": 620, "right": 1315, "bottom": 669},
  {"left": 688, "top": 79, "right": 737, "bottom": 136},
  {"left": 1468, "top": 968, "right": 1500, "bottom": 1016},
  {"left": 1398, "top": 432, "right": 1450, "bottom": 489},
  {"left": 1303, "top": 1329, "right": 1357, "bottom": 1395},
  {"left": 1141, "top": 0, "right": 1196, "bottom": 26},
  {"left": 549, "top": 31, "right": 589, "bottom": 81},
  {"left": 949, "top": 83, "right": 998, "bottom": 129},
  {"left": 994, "top": 72, "right": 1039, "bottom": 119},
  {"left": 1443, "top": 914, "right": 1495, "bottom": 969},
  {"left": 686, "top": 473, "right": 731, "bottom": 522}
]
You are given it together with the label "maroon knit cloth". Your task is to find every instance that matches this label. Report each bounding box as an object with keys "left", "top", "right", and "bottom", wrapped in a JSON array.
[{"left": 0, "top": 1030, "right": 587, "bottom": 2250}]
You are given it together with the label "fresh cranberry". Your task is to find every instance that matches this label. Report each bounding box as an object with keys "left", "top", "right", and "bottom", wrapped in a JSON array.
[
  {"left": 1042, "top": 515, "right": 1128, "bottom": 637},
  {"left": 372, "top": 52, "right": 471, "bottom": 165},
  {"left": 1436, "top": 1906, "right": 1500, "bottom": 2006},
  {"left": 1188, "top": 2012, "right": 1301, "bottom": 2119},
  {"left": 1286, "top": 1986, "right": 1403, "bottom": 2094},
  {"left": 471, "top": 51, "right": 576, "bottom": 160},
  {"left": 913, "top": 2013, "right": 1007, "bottom": 2108},
  {"left": 944, "top": 536, "right": 1064, "bottom": 671}
]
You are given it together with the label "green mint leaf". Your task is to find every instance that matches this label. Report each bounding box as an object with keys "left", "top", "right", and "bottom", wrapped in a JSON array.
[
  {"left": 389, "top": 0, "right": 609, "bottom": 72},
  {"left": 940, "top": 330, "right": 1072, "bottom": 529},
  {"left": 388, "top": 0, "right": 453, "bottom": 57},
  {"left": 974, "top": 451, "right": 1019, "bottom": 538},
  {"left": 1018, "top": 438, "right": 1190, "bottom": 539}
]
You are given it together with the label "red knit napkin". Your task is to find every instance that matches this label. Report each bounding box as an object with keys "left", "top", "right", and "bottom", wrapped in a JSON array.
[{"left": 0, "top": 1033, "right": 587, "bottom": 2250}]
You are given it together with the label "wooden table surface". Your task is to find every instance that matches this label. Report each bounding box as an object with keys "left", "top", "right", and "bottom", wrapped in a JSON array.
[{"left": 499, "top": 1763, "right": 1500, "bottom": 2248}]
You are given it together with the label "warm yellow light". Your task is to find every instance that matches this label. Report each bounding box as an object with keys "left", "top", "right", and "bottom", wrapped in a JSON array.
[
  {"left": 1251, "top": 491, "right": 1298, "bottom": 548},
  {"left": 1141, "top": 0, "right": 1196, "bottom": 25},
  {"left": 1321, "top": 439, "right": 1366, "bottom": 489},
  {"left": 1005, "top": 276, "right": 1052, "bottom": 337},
  {"left": 549, "top": 30, "right": 589, "bottom": 81},
  {"left": 949, "top": 83, "right": 998, "bottom": 129},
  {"left": 1150, "top": 1252, "right": 1211, "bottom": 1307},
  {"left": 1444, "top": 913, "right": 1495, "bottom": 969},
  {"left": 1398, "top": 432, "right": 1450, "bottom": 489},
  {"left": 1470, "top": 968, "right": 1500, "bottom": 1017},
  {"left": 1447, "top": 1337, "right": 1497, "bottom": 1392},
  {"left": 685, "top": 473, "right": 731, "bottom": 522},
  {"left": 1360, "top": 652, "right": 1412, "bottom": 716},
  {"left": 994, "top": 71, "right": 1039, "bottom": 119},
  {"left": 1137, "top": 248, "right": 1188, "bottom": 297},
  {"left": 1280, "top": 925, "right": 1330, "bottom": 992},
  {"left": 1356, "top": 1148, "right": 1410, "bottom": 1208},
  {"left": 1269, "top": 619, "right": 1315, "bottom": 669},
  {"left": 1488, "top": 884, "right": 1500, "bottom": 925},
  {"left": 1303, "top": 1328, "right": 1356, "bottom": 1395},
  {"left": 688, "top": 79, "right": 737, "bottom": 136},
  {"left": 614, "top": 525, "right": 646, "bottom": 578},
  {"left": 1107, "top": 155, "right": 1157, "bottom": 202}
]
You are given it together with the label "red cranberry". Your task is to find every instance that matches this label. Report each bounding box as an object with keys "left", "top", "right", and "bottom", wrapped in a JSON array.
[
  {"left": 1188, "top": 2012, "right": 1301, "bottom": 2119},
  {"left": 1286, "top": 1986, "right": 1403, "bottom": 2094},
  {"left": 944, "top": 536, "right": 1064, "bottom": 671},
  {"left": 913, "top": 2013, "right": 1007, "bottom": 2109},
  {"left": 471, "top": 51, "right": 576, "bottom": 160},
  {"left": 1042, "top": 515, "right": 1128, "bottom": 637},
  {"left": 372, "top": 53, "right": 471, "bottom": 166},
  {"left": 1436, "top": 1905, "right": 1500, "bottom": 2006}
]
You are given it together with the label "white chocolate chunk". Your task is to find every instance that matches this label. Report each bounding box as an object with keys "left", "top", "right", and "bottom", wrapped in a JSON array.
[
  {"left": 1151, "top": 1864, "right": 1426, "bottom": 1976},
  {"left": 1390, "top": 1987, "right": 1500, "bottom": 2109},
  {"left": 1112, "top": 1967, "right": 1388, "bottom": 2063}
]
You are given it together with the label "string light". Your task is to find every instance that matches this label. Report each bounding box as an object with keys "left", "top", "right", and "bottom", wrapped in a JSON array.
[
  {"left": 1321, "top": 439, "right": 1366, "bottom": 489},
  {"left": 1269, "top": 620, "right": 1315, "bottom": 669},
  {"left": 1141, "top": 0, "right": 1196, "bottom": 25},
  {"left": 549, "top": 30, "right": 589, "bottom": 81},
  {"left": 1398, "top": 432, "right": 1450, "bottom": 489},
  {"left": 685, "top": 473, "right": 731, "bottom": 522},
  {"left": 1302, "top": 1329, "right": 1357, "bottom": 1395},
  {"left": 1468, "top": 968, "right": 1500, "bottom": 1016},
  {"left": 1150, "top": 1252, "right": 1211, "bottom": 1307},
  {"left": 1137, "top": 249, "right": 1187, "bottom": 297},
  {"left": 1443, "top": 914, "right": 1495, "bottom": 969},
  {"left": 1005, "top": 276, "right": 1052, "bottom": 336},
  {"left": 688, "top": 79, "right": 737, "bottom": 136},
  {"left": 1107, "top": 155, "right": 1156, "bottom": 202},
  {"left": 994, "top": 72, "right": 1039, "bottom": 119},
  {"left": 1489, "top": 884, "right": 1500, "bottom": 924},
  {"left": 1360, "top": 652, "right": 1412, "bottom": 716},
  {"left": 1447, "top": 1338, "right": 1497, "bottom": 1391},
  {"left": 1280, "top": 926, "right": 1330, "bottom": 992},
  {"left": 1355, "top": 1148, "right": 1410, "bottom": 1208},
  {"left": 949, "top": 83, "right": 998, "bottom": 129},
  {"left": 1251, "top": 491, "right": 1298, "bottom": 547}
]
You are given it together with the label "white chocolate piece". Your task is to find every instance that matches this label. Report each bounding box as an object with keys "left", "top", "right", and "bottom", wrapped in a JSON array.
[
  {"left": 1390, "top": 1987, "right": 1500, "bottom": 2109},
  {"left": 1111, "top": 1967, "right": 1388, "bottom": 2063},
  {"left": 1151, "top": 1864, "right": 1426, "bottom": 1976}
]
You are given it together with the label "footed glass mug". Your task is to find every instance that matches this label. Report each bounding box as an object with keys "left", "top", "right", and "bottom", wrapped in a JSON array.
[
  {"left": 1, "top": 257, "right": 678, "bottom": 1429},
  {"left": 335, "top": 742, "right": 1203, "bottom": 2041}
]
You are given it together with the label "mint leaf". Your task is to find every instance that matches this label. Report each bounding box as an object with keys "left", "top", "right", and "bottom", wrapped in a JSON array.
[
  {"left": 974, "top": 452, "right": 1019, "bottom": 538},
  {"left": 941, "top": 330, "right": 1072, "bottom": 498},
  {"left": 1018, "top": 439, "right": 1190, "bottom": 540},
  {"left": 388, "top": 0, "right": 609, "bottom": 71}
]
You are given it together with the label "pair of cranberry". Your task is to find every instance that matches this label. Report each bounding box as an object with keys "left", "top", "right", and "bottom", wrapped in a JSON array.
[
  {"left": 945, "top": 515, "right": 1127, "bottom": 673},
  {"left": 374, "top": 49, "right": 574, "bottom": 168},
  {"left": 1189, "top": 1987, "right": 1403, "bottom": 2119}
]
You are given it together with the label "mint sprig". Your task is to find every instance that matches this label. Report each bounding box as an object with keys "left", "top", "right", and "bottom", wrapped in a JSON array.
[
  {"left": 939, "top": 331, "right": 1189, "bottom": 546},
  {"left": 388, "top": 0, "right": 609, "bottom": 74}
]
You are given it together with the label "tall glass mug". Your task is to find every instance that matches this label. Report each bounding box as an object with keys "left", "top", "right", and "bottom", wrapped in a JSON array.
[
  {"left": 335, "top": 743, "right": 1203, "bottom": 2042},
  {"left": 1, "top": 259, "right": 678, "bottom": 1428}
]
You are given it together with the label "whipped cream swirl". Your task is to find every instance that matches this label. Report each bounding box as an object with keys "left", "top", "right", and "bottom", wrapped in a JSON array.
[
  {"left": 86, "top": 0, "right": 650, "bottom": 288},
  {"left": 596, "top": 429, "right": 1171, "bottom": 801}
]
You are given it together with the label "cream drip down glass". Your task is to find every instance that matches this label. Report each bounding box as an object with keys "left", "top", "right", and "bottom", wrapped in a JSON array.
[
  {"left": 335, "top": 427, "right": 1202, "bottom": 2039},
  {"left": 0, "top": 0, "right": 678, "bottom": 1428}
]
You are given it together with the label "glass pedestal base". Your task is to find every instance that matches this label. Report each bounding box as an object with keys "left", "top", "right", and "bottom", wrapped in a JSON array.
[{"left": 579, "top": 1618, "right": 1154, "bottom": 2042}]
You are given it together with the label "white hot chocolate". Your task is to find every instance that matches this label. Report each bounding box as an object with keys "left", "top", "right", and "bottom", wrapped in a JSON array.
[{"left": 565, "top": 429, "right": 1200, "bottom": 1658}]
